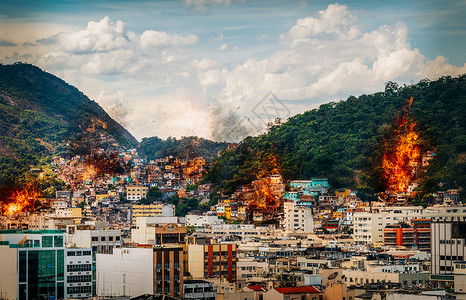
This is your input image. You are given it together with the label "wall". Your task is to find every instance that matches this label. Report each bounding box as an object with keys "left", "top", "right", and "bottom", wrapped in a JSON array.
[
  {"left": 0, "top": 246, "right": 18, "bottom": 300},
  {"left": 96, "top": 248, "right": 153, "bottom": 297}
]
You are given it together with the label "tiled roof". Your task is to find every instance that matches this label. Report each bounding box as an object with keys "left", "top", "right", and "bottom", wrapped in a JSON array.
[
  {"left": 247, "top": 285, "right": 264, "bottom": 291},
  {"left": 275, "top": 286, "right": 320, "bottom": 294}
]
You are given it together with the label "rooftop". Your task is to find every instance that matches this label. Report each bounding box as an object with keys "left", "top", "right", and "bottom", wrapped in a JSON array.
[
  {"left": 0, "top": 229, "right": 64, "bottom": 234},
  {"left": 275, "top": 286, "right": 320, "bottom": 294}
]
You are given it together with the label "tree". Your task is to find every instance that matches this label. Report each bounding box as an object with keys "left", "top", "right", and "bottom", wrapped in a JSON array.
[{"left": 146, "top": 186, "right": 162, "bottom": 202}]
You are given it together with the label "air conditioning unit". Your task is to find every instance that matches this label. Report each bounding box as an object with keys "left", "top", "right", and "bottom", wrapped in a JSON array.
[
  {"left": 167, "top": 268, "right": 170, "bottom": 271},
  {"left": 177, "top": 268, "right": 180, "bottom": 271},
  {"left": 157, "top": 281, "right": 161, "bottom": 284},
  {"left": 157, "top": 269, "right": 161, "bottom": 272}
]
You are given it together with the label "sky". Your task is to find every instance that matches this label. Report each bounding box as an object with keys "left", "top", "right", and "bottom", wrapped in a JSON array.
[{"left": 0, "top": 0, "right": 465, "bottom": 142}]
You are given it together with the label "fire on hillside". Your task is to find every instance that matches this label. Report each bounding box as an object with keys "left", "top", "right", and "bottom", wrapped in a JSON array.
[{"left": 381, "top": 97, "right": 421, "bottom": 196}]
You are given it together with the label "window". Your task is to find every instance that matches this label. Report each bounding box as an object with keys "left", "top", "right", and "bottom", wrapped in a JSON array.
[
  {"left": 42, "top": 236, "right": 53, "bottom": 247},
  {"left": 54, "top": 235, "right": 63, "bottom": 247}
]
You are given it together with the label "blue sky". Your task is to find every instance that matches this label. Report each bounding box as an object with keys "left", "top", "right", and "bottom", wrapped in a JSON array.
[{"left": 0, "top": 0, "right": 465, "bottom": 141}]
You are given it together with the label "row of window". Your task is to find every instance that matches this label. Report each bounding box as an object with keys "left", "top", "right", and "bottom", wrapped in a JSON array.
[
  {"left": 205, "top": 251, "right": 236, "bottom": 256},
  {"left": 440, "top": 239, "right": 462, "bottom": 244},
  {"left": 67, "top": 286, "right": 91, "bottom": 294},
  {"left": 67, "top": 250, "right": 91, "bottom": 256},
  {"left": 91, "top": 236, "right": 120, "bottom": 241},
  {"left": 42, "top": 236, "right": 63, "bottom": 248},
  {"left": 440, "top": 255, "right": 464, "bottom": 261},
  {"left": 67, "top": 264, "right": 92, "bottom": 272},
  {"left": 67, "top": 275, "right": 92, "bottom": 283}
]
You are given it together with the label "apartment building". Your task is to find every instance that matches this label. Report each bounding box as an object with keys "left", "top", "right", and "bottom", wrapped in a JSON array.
[
  {"left": 131, "top": 217, "right": 186, "bottom": 245},
  {"left": 65, "top": 224, "right": 122, "bottom": 254},
  {"left": 96, "top": 246, "right": 184, "bottom": 298},
  {"left": 188, "top": 243, "right": 237, "bottom": 283},
  {"left": 184, "top": 280, "right": 216, "bottom": 300},
  {"left": 131, "top": 203, "right": 175, "bottom": 223},
  {"left": 282, "top": 201, "right": 314, "bottom": 232},
  {"left": 353, "top": 206, "right": 465, "bottom": 245},
  {"left": 186, "top": 215, "right": 222, "bottom": 228},
  {"left": 353, "top": 206, "right": 426, "bottom": 245},
  {"left": 65, "top": 248, "right": 93, "bottom": 298},
  {"left": 343, "top": 263, "right": 429, "bottom": 288},
  {"left": 431, "top": 221, "right": 466, "bottom": 274},
  {"left": 383, "top": 220, "right": 431, "bottom": 251},
  {"left": 126, "top": 185, "right": 149, "bottom": 201}
]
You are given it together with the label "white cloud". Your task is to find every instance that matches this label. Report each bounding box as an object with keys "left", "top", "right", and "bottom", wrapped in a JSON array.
[
  {"left": 217, "top": 43, "right": 228, "bottom": 51},
  {"left": 140, "top": 30, "right": 198, "bottom": 48},
  {"left": 1, "top": 6, "right": 465, "bottom": 142}
]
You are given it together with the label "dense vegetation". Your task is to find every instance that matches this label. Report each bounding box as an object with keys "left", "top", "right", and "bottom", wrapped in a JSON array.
[
  {"left": 0, "top": 63, "right": 138, "bottom": 190},
  {"left": 140, "top": 136, "right": 229, "bottom": 161},
  {"left": 205, "top": 76, "right": 466, "bottom": 201}
]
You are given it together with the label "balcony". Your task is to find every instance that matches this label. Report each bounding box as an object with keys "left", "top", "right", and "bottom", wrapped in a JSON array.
[{"left": 184, "top": 292, "right": 216, "bottom": 298}]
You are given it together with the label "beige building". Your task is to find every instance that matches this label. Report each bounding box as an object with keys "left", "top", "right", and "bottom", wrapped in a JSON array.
[
  {"left": 188, "top": 244, "right": 237, "bottom": 283},
  {"left": 126, "top": 185, "right": 149, "bottom": 201},
  {"left": 131, "top": 217, "right": 185, "bottom": 245},
  {"left": 263, "top": 286, "right": 323, "bottom": 300},
  {"left": 132, "top": 204, "right": 175, "bottom": 224},
  {"left": 97, "top": 246, "right": 184, "bottom": 298},
  {"left": 282, "top": 201, "right": 314, "bottom": 232}
]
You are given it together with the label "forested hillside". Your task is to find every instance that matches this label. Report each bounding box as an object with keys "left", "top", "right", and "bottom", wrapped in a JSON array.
[
  {"left": 140, "top": 136, "right": 230, "bottom": 162},
  {"left": 205, "top": 76, "right": 466, "bottom": 201},
  {"left": 0, "top": 63, "right": 138, "bottom": 188}
]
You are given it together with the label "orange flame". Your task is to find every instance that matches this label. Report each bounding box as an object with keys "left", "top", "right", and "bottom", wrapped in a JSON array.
[
  {"left": 86, "top": 117, "right": 108, "bottom": 133},
  {"left": 382, "top": 97, "right": 420, "bottom": 193},
  {"left": 2, "top": 183, "right": 40, "bottom": 216},
  {"left": 81, "top": 165, "right": 97, "bottom": 182}
]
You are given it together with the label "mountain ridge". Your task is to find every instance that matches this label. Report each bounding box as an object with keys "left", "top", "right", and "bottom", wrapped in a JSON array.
[{"left": 0, "top": 63, "right": 138, "bottom": 187}]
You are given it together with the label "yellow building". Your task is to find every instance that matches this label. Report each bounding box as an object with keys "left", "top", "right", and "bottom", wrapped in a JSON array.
[
  {"left": 126, "top": 185, "right": 149, "bottom": 201},
  {"left": 225, "top": 205, "right": 231, "bottom": 219},
  {"left": 132, "top": 204, "right": 175, "bottom": 223}
]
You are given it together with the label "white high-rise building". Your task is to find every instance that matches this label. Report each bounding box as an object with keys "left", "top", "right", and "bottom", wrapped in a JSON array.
[{"left": 282, "top": 201, "right": 314, "bottom": 232}]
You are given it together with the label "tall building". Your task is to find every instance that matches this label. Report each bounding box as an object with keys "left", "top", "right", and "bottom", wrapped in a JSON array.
[
  {"left": 188, "top": 243, "right": 237, "bottom": 283},
  {"left": 431, "top": 221, "right": 466, "bottom": 274},
  {"left": 0, "top": 230, "right": 66, "bottom": 300},
  {"left": 65, "top": 248, "right": 93, "bottom": 298},
  {"left": 282, "top": 201, "right": 314, "bottom": 232},
  {"left": 65, "top": 224, "right": 122, "bottom": 295},
  {"left": 96, "top": 246, "right": 184, "bottom": 298}
]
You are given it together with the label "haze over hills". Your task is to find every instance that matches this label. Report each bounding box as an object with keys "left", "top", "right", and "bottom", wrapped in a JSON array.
[{"left": 0, "top": 63, "right": 138, "bottom": 187}]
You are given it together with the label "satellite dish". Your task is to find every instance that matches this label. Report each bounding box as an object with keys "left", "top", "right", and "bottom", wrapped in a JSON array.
[{"left": 328, "top": 272, "right": 338, "bottom": 280}]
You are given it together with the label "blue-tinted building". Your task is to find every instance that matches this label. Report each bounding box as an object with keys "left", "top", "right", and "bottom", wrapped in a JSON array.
[{"left": 0, "top": 230, "right": 65, "bottom": 300}]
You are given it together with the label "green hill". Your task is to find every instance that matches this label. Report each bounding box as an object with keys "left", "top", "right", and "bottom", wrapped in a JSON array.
[
  {"left": 0, "top": 63, "right": 138, "bottom": 188},
  {"left": 205, "top": 76, "right": 466, "bottom": 201},
  {"left": 140, "top": 136, "right": 230, "bottom": 162}
]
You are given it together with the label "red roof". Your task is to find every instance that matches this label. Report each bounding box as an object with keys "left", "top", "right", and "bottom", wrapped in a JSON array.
[
  {"left": 275, "top": 286, "right": 320, "bottom": 294},
  {"left": 247, "top": 285, "right": 264, "bottom": 291}
]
